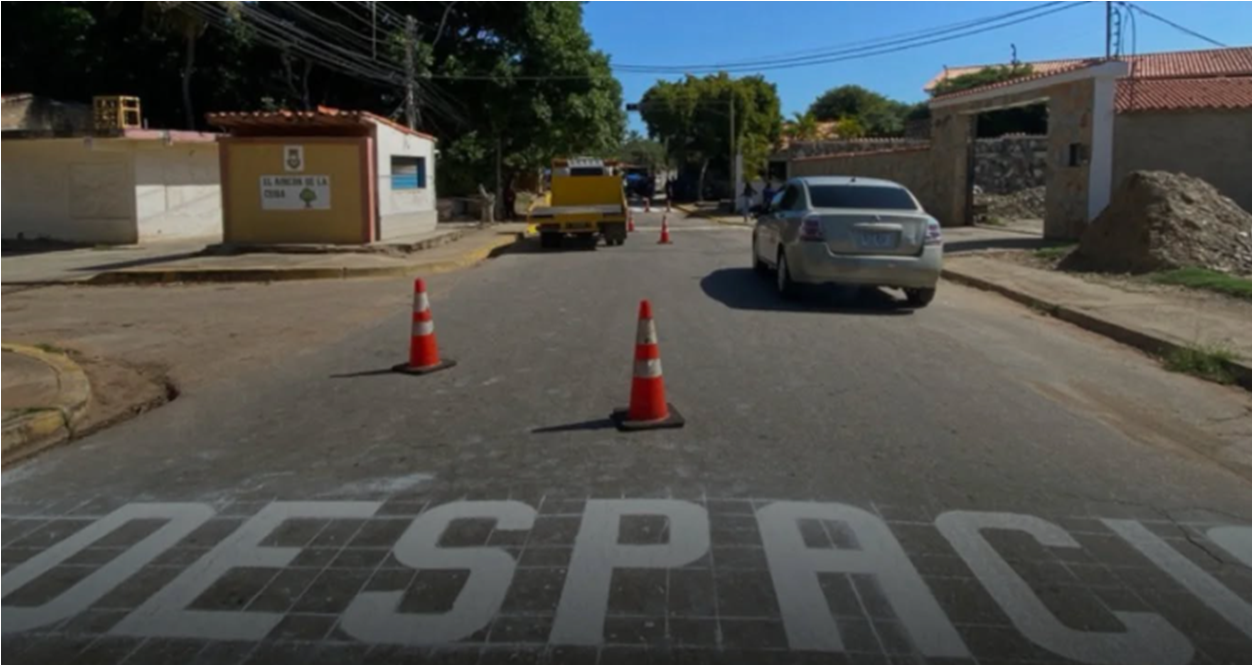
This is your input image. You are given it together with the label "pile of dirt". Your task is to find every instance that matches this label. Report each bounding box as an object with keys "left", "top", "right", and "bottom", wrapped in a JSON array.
[
  {"left": 1066, "top": 171, "right": 1251, "bottom": 275},
  {"left": 975, "top": 186, "right": 1045, "bottom": 222}
]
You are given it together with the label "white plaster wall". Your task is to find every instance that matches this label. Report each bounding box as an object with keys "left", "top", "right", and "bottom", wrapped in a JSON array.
[
  {"left": 1, "top": 139, "right": 138, "bottom": 243},
  {"left": 133, "top": 143, "right": 223, "bottom": 241},
  {"left": 373, "top": 121, "right": 437, "bottom": 240}
]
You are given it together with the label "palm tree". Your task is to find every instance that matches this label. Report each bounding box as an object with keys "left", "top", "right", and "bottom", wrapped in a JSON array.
[
  {"left": 112, "top": 0, "right": 241, "bottom": 130},
  {"left": 790, "top": 111, "right": 819, "bottom": 141}
]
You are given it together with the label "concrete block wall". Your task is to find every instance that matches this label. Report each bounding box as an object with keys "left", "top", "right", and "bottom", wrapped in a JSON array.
[{"left": 1114, "top": 110, "right": 1251, "bottom": 211}]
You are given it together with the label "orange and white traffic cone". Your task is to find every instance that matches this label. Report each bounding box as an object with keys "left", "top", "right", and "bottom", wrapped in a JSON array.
[
  {"left": 657, "top": 214, "right": 672, "bottom": 245},
  {"left": 612, "top": 299, "right": 684, "bottom": 431},
  {"left": 393, "top": 278, "right": 456, "bottom": 375},
  {"left": 627, "top": 212, "right": 635, "bottom": 233}
]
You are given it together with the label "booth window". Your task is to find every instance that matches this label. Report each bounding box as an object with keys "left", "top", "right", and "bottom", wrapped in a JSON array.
[{"left": 391, "top": 156, "right": 426, "bottom": 189}]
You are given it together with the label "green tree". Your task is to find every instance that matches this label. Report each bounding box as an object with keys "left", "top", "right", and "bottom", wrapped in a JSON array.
[
  {"left": 619, "top": 131, "right": 667, "bottom": 172},
  {"left": 786, "top": 110, "right": 820, "bottom": 141},
  {"left": 930, "top": 64, "right": 1033, "bottom": 96},
  {"left": 833, "top": 116, "right": 865, "bottom": 138},
  {"left": 639, "top": 73, "right": 781, "bottom": 198},
  {"left": 808, "top": 84, "right": 910, "bottom": 136},
  {"left": 409, "top": 2, "right": 625, "bottom": 195},
  {"left": 110, "top": 0, "right": 244, "bottom": 130}
]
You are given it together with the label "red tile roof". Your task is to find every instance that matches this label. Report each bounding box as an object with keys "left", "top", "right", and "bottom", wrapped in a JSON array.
[
  {"left": 924, "top": 46, "right": 1251, "bottom": 90},
  {"left": 206, "top": 106, "right": 437, "bottom": 141},
  {"left": 929, "top": 60, "right": 1099, "bottom": 101},
  {"left": 1116, "top": 76, "right": 1251, "bottom": 112}
]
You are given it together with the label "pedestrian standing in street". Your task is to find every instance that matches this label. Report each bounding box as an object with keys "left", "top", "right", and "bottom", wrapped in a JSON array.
[
  {"left": 760, "top": 180, "right": 776, "bottom": 214},
  {"left": 741, "top": 180, "right": 754, "bottom": 222},
  {"left": 503, "top": 181, "right": 517, "bottom": 222},
  {"left": 664, "top": 177, "right": 675, "bottom": 211}
]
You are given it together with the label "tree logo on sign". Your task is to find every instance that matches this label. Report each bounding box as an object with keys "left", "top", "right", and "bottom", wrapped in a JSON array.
[{"left": 300, "top": 187, "right": 317, "bottom": 208}]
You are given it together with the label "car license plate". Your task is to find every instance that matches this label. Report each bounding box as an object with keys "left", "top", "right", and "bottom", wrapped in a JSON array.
[{"left": 857, "top": 231, "right": 898, "bottom": 249}]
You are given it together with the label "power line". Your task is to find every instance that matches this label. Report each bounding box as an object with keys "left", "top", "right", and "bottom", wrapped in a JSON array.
[
  {"left": 1122, "top": 2, "right": 1225, "bottom": 48},
  {"left": 183, "top": 2, "right": 402, "bottom": 85},
  {"left": 613, "top": 2, "right": 1072, "bottom": 72},
  {"left": 423, "top": 1, "right": 1085, "bottom": 79}
]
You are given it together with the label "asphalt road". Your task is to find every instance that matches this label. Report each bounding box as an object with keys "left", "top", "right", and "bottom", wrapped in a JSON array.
[{"left": 3, "top": 210, "right": 1250, "bottom": 663}]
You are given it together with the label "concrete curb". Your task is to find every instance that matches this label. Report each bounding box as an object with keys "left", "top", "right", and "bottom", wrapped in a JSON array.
[
  {"left": 85, "top": 233, "right": 522, "bottom": 285},
  {"left": 204, "top": 228, "right": 470, "bottom": 256},
  {"left": 1, "top": 343, "right": 93, "bottom": 460},
  {"left": 941, "top": 267, "right": 1252, "bottom": 390}
]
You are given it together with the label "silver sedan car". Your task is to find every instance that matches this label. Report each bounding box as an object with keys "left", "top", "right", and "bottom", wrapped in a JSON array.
[{"left": 751, "top": 176, "right": 943, "bottom": 307}]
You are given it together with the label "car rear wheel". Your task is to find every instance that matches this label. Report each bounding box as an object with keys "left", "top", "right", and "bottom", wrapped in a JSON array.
[
  {"left": 905, "top": 287, "right": 936, "bottom": 308},
  {"left": 776, "top": 249, "right": 798, "bottom": 299}
]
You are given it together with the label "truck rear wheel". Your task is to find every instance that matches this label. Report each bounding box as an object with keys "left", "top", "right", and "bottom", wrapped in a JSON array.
[{"left": 601, "top": 222, "right": 627, "bottom": 247}]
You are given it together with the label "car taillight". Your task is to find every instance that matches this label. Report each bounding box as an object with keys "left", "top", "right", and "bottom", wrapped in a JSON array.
[
  {"left": 800, "top": 216, "right": 824, "bottom": 242},
  {"left": 924, "top": 220, "right": 943, "bottom": 245}
]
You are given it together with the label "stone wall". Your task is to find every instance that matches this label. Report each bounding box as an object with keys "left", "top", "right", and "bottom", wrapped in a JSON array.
[
  {"left": 774, "top": 138, "right": 927, "bottom": 161},
  {"left": 973, "top": 135, "right": 1048, "bottom": 194},
  {"left": 1113, "top": 110, "right": 1251, "bottom": 212},
  {"left": 1041, "top": 78, "right": 1096, "bottom": 240}
]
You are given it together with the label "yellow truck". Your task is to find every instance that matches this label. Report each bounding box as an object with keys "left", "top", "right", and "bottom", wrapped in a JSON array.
[{"left": 527, "top": 158, "right": 629, "bottom": 248}]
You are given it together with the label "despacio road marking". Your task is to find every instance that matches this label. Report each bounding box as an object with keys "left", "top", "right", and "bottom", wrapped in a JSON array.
[{"left": 2, "top": 498, "right": 1248, "bottom": 662}]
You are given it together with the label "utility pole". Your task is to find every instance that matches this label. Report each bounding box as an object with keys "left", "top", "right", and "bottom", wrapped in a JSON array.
[
  {"left": 729, "top": 96, "right": 736, "bottom": 196},
  {"left": 371, "top": 2, "right": 377, "bottom": 60},
  {"left": 1105, "top": 1, "right": 1113, "bottom": 59},
  {"left": 403, "top": 15, "right": 417, "bottom": 130}
]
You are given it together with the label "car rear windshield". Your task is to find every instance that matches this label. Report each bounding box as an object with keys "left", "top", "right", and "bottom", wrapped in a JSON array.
[{"left": 808, "top": 184, "right": 917, "bottom": 210}]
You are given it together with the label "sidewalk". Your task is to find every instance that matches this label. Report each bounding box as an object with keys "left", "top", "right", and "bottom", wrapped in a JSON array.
[
  {"left": 3, "top": 237, "right": 215, "bottom": 284},
  {"left": 2, "top": 343, "right": 91, "bottom": 461},
  {"left": 85, "top": 226, "right": 522, "bottom": 285},
  {"left": 943, "top": 253, "right": 1251, "bottom": 388},
  {"left": 3, "top": 224, "right": 522, "bottom": 285},
  {"left": 675, "top": 201, "right": 752, "bottom": 226}
]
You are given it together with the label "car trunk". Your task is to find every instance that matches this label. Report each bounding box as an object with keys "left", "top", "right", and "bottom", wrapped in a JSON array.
[{"left": 814, "top": 210, "right": 929, "bottom": 256}]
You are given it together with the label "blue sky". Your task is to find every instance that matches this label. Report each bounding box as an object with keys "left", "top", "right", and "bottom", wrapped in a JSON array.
[{"left": 583, "top": 1, "right": 1251, "bottom": 129}]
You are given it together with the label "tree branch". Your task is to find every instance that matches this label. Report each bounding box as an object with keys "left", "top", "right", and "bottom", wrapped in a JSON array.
[{"left": 431, "top": 1, "right": 457, "bottom": 47}]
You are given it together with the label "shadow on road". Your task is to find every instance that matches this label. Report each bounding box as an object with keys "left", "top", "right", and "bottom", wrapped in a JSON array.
[
  {"left": 492, "top": 236, "right": 600, "bottom": 256},
  {"left": 329, "top": 368, "right": 397, "bottom": 379},
  {"left": 700, "top": 267, "right": 913, "bottom": 315},
  {"left": 74, "top": 250, "right": 205, "bottom": 272},
  {"left": 532, "top": 416, "right": 617, "bottom": 434}
]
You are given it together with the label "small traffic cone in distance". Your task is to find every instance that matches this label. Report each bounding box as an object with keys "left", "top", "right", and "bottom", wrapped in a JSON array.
[
  {"left": 627, "top": 212, "right": 635, "bottom": 233},
  {"left": 657, "top": 214, "right": 672, "bottom": 244},
  {"left": 612, "top": 299, "right": 684, "bottom": 431},
  {"left": 393, "top": 278, "right": 456, "bottom": 375}
]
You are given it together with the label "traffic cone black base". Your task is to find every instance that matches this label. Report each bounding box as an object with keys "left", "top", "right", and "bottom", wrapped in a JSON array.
[
  {"left": 393, "top": 358, "right": 457, "bottom": 375},
  {"left": 611, "top": 404, "right": 686, "bottom": 432}
]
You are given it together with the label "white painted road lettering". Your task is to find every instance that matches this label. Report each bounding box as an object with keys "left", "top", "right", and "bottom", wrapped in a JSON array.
[
  {"left": 2, "top": 498, "right": 1249, "bottom": 661},
  {"left": 935, "top": 511, "right": 1194, "bottom": 664},
  {"left": 2, "top": 503, "right": 213, "bottom": 634},
  {"left": 341, "top": 500, "right": 536, "bottom": 645},
  {"left": 112, "top": 501, "right": 381, "bottom": 640},
  {"left": 1104, "top": 519, "right": 1251, "bottom": 638},
  {"left": 550, "top": 499, "right": 710, "bottom": 645},
  {"left": 757, "top": 502, "right": 968, "bottom": 657}
]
